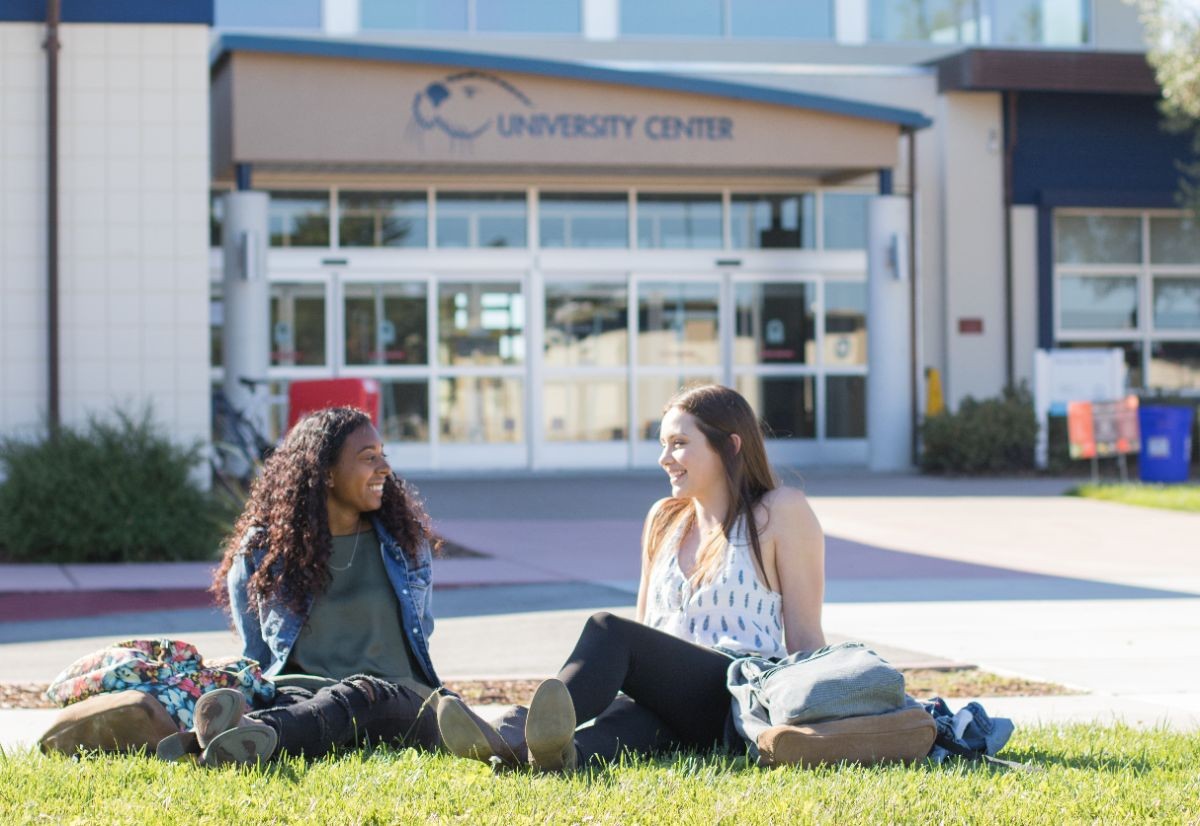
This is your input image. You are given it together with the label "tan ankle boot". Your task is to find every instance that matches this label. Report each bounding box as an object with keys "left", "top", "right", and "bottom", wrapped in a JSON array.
[
  {"left": 525, "top": 679, "right": 577, "bottom": 772},
  {"left": 436, "top": 696, "right": 524, "bottom": 768}
]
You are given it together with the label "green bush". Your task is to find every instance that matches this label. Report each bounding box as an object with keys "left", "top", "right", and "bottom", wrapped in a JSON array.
[
  {"left": 0, "top": 408, "right": 234, "bottom": 563},
  {"left": 921, "top": 384, "right": 1038, "bottom": 474}
]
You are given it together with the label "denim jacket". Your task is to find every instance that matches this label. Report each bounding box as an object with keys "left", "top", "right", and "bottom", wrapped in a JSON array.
[{"left": 226, "top": 516, "right": 441, "bottom": 687}]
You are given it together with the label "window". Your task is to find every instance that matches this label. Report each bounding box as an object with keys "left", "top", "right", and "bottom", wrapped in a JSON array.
[
  {"left": 268, "top": 191, "right": 330, "bottom": 248},
  {"left": 869, "top": 0, "right": 1090, "bottom": 46},
  {"left": 344, "top": 283, "right": 427, "bottom": 366},
  {"left": 621, "top": 0, "right": 832, "bottom": 38},
  {"left": 339, "top": 192, "right": 427, "bottom": 248},
  {"left": 823, "top": 193, "right": 870, "bottom": 250},
  {"left": 215, "top": 0, "right": 321, "bottom": 29},
  {"left": 436, "top": 193, "right": 527, "bottom": 248},
  {"left": 210, "top": 191, "right": 226, "bottom": 248},
  {"left": 636, "top": 194, "right": 722, "bottom": 249},
  {"left": 270, "top": 284, "right": 326, "bottom": 366},
  {"left": 734, "top": 283, "right": 815, "bottom": 365},
  {"left": 730, "top": 194, "right": 815, "bottom": 249},
  {"left": 438, "top": 282, "right": 525, "bottom": 366},
  {"left": 361, "top": 0, "right": 580, "bottom": 34},
  {"left": 544, "top": 282, "right": 628, "bottom": 367},
  {"left": 1055, "top": 210, "right": 1200, "bottom": 393},
  {"left": 539, "top": 194, "right": 628, "bottom": 249}
]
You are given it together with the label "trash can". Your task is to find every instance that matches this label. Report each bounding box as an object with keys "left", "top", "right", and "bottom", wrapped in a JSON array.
[{"left": 1137, "top": 405, "right": 1195, "bottom": 483}]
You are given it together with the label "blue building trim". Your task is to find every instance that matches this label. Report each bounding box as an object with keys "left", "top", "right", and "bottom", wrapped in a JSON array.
[
  {"left": 1009, "top": 91, "right": 1196, "bottom": 351},
  {"left": 212, "top": 34, "right": 932, "bottom": 129},
  {"left": 2, "top": 1, "right": 212, "bottom": 24}
]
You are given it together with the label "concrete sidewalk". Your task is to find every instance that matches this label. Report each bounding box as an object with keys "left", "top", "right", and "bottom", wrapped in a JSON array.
[{"left": 2, "top": 471, "right": 1198, "bottom": 751}]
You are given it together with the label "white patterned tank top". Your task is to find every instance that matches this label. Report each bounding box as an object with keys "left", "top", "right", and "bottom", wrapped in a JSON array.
[{"left": 643, "top": 516, "right": 786, "bottom": 659}]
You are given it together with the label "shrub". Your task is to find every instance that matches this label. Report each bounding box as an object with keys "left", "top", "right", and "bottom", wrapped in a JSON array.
[
  {"left": 921, "top": 384, "right": 1038, "bottom": 474},
  {"left": 0, "top": 408, "right": 235, "bottom": 563}
]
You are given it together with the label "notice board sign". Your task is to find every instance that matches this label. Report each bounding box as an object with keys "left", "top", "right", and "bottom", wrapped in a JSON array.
[
  {"left": 1034, "top": 348, "right": 1127, "bottom": 468},
  {"left": 1067, "top": 396, "right": 1140, "bottom": 459}
]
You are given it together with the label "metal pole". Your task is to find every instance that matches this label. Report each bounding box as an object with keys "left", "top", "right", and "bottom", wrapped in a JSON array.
[{"left": 44, "top": 0, "right": 61, "bottom": 429}]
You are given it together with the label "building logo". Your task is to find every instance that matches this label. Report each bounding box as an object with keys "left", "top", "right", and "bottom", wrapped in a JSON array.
[
  {"left": 411, "top": 71, "right": 533, "bottom": 140},
  {"left": 409, "top": 70, "right": 735, "bottom": 145}
]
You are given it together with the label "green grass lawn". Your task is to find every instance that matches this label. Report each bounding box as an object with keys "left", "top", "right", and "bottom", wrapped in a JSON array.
[
  {"left": 1069, "top": 482, "right": 1200, "bottom": 513},
  {"left": 3, "top": 725, "right": 1198, "bottom": 824}
]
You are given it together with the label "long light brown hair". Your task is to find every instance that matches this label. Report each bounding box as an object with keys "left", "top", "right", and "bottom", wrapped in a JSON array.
[{"left": 644, "top": 384, "right": 777, "bottom": 586}]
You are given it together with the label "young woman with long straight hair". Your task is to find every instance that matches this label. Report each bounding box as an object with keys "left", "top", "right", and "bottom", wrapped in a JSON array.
[{"left": 436, "top": 384, "right": 827, "bottom": 771}]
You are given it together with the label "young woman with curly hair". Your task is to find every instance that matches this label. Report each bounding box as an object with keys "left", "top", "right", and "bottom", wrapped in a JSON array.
[
  {"left": 435, "top": 384, "right": 826, "bottom": 772},
  {"left": 158, "top": 406, "right": 457, "bottom": 767}
]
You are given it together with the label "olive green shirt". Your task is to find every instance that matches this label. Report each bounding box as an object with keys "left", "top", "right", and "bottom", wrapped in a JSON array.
[{"left": 281, "top": 529, "right": 433, "bottom": 696}]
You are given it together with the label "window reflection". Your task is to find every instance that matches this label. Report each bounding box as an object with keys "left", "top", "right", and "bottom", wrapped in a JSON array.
[
  {"left": 544, "top": 282, "right": 627, "bottom": 367},
  {"left": 270, "top": 284, "right": 326, "bottom": 366},
  {"left": 826, "top": 376, "right": 867, "bottom": 438},
  {"left": 730, "top": 194, "right": 815, "bottom": 249},
  {"left": 1055, "top": 215, "right": 1141, "bottom": 264},
  {"left": 1149, "top": 342, "right": 1200, "bottom": 391},
  {"left": 344, "top": 283, "right": 427, "bottom": 366},
  {"left": 1153, "top": 278, "right": 1200, "bottom": 331},
  {"left": 869, "top": 0, "right": 982, "bottom": 43},
  {"left": 436, "top": 193, "right": 526, "bottom": 248},
  {"left": 823, "top": 193, "right": 869, "bottom": 250},
  {"left": 544, "top": 379, "right": 628, "bottom": 442},
  {"left": 439, "top": 377, "right": 523, "bottom": 443},
  {"left": 734, "top": 283, "right": 815, "bottom": 366},
  {"left": 636, "top": 195, "right": 722, "bottom": 249},
  {"left": 477, "top": 0, "right": 581, "bottom": 33},
  {"left": 1150, "top": 216, "right": 1200, "bottom": 265},
  {"left": 438, "top": 283, "right": 525, "bottom": 366},
  {"left": 1060, "top": 276, "right": 1138, "bottom": 330},
  {"left": 540, "top": 194, "right": 628, "bottom": 249},
  {"left": 735, "top": 375, "right": 816, "bottom": 439},
  {"left": 268, "top": 191, "right": 330, "bottom": 247},
  {"left": 639, "top": 376, "right": 718, "bottom": 440},
  {"left": 621, "top": 0, "right": 721, "bottom": 35},
  {"left": 638, "top": 282, "right": 720, "bottom": 366},
  {"left": 339, "top": 192, "right": 427, "bottom": 248},
  {"left": 825, "top": 282, "right": 868, "bottom": 366},
  {"left": 379, "top": 381, "right": 430, "bottom": 443}
]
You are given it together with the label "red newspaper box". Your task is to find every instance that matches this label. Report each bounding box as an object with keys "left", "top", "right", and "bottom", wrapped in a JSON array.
[{"left": 287, "top": 378, "right": 381, "bottom": 431}]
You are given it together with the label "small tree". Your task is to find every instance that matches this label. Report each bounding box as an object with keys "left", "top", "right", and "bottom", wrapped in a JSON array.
[{"left": 1130, "top": 0, "right": 1200, "bottom": 213}]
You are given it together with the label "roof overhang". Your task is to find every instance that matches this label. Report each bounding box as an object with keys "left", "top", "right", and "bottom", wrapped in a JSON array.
[
  {"left": 931, "top": 48, "right": 1160, "bottom": 95},
  {"left": 211, "top": 35, "right": 931, "bottom": 182}
]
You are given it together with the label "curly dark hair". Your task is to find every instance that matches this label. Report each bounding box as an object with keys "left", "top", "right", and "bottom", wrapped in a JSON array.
[{"left": 212, "top": 406, "right": 439, "bottom": 616}]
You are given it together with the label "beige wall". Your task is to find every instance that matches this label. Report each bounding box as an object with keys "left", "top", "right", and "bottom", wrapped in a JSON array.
[
  {"left": 1011, "top": 205, "right": 1039, "bottom": 388},
  {"left": 939, "top": 91, "right": 1007, "bottom": 407},
  {"left": 0, "top": 23, "right": 210, "bottom": 448},
  {"left": 218, "top": 52, "right": 903, "bottom": 178}
]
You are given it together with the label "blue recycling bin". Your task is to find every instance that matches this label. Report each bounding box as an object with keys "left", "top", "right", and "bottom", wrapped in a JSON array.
[{"left": 1138, "top": 405, "right": 1195, "bottom": 483}]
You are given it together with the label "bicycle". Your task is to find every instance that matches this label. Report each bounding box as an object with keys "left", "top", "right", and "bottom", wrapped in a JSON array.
[{"left": 210, "top": 377, "right": 283, "bottom": 507}]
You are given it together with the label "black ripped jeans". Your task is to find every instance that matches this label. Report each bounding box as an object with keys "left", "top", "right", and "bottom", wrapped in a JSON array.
[
  {"left": 557, "top": 612, "right": 734, "bottom": 764},
  {"left": 248, "top": 675, "right": 441, "bottom": 760}
]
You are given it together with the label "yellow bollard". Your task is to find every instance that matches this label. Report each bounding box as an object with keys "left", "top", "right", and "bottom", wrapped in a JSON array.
[{"left": 925, "top": 367, "right": 945, "bottom": 417}]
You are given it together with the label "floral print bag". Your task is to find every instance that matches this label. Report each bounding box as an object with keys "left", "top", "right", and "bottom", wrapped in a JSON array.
[{"left": 45, "top": 638, "right": 275, "bottom": 730}]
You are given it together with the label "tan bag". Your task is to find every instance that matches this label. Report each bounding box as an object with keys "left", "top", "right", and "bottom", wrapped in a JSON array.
[
  {"left": 755, "top": 705, "right": 936, "bottom": 768},
  {"left": 38, "top": 690, "right": 178, "bottom": 755}
]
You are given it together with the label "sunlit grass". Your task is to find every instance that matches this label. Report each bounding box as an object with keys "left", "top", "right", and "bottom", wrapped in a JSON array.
[
  {"left": 1070, "top": 482, "right": 1200, "bottom": 513},
  {"left": 3, "top": 724, "right": 1198, "bottom": 824}
]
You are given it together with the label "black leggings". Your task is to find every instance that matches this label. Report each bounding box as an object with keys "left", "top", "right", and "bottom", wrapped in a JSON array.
[
  {"left": 557, "top": 612, "right": 733, "bottom": 762},
  {"left": 249, "top": 675, "right": 441, "bottom": 759}
]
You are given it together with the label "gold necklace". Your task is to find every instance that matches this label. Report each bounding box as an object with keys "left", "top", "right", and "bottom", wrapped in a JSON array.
[{"left": 329, "top": 519, "right": 364, "bottom": 571}]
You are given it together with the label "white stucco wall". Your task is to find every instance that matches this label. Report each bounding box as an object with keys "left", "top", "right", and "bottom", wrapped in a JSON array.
[
  {"left": 939, "top": 91, "right": 1007, "bottom": 407},
  {"left": 1011, "top": 205, "right": 1039, "bottom": 389},
  {"left": 0, "top": 22, "right": 210, "bottom": 449}
]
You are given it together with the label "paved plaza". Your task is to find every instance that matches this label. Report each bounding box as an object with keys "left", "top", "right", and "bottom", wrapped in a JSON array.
[{"left": 2, "top": 469, "right": 1198, "bottom": 749}]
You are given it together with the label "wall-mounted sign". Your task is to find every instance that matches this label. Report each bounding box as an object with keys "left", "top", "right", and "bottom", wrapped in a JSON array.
[{"left": 411, "top": 71, "right": 735, "bottom": 144}]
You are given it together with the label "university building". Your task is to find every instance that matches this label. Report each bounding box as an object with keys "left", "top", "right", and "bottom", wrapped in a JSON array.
[{"left": 2, "top": 1, "right": 1197, "bottom": 471}]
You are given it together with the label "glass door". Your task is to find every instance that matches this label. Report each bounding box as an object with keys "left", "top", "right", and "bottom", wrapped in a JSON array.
[
  {"left": 631, "top": 274, "right": 724, "bottom": 466},
  {"left": 535, "top": 274, "right": 631, "bottom": 468}
]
